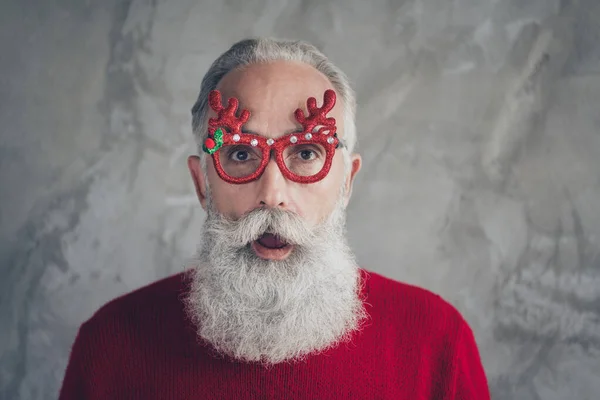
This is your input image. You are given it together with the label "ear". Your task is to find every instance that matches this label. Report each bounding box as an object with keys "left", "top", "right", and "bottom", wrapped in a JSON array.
[
  {"left": 187, "top": 155, "right": 208, "bottom": 210},
  {"left": 343, "top": 153, "right": 362, "bottom": 207}
]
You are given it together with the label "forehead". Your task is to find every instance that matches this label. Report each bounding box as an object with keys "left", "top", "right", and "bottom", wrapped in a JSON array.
[{"left": 214, "top": 61, "right": 343, "bottom": 130}]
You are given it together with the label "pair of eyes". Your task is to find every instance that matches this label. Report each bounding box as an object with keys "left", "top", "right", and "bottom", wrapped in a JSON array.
[{"left": 224, "top": 144, "right": 324, "bottom": 162}]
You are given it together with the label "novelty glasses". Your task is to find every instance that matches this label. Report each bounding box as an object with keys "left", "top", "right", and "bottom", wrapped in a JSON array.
[{"left": 202, "top": 89, "right": 344, "bottom": 184}]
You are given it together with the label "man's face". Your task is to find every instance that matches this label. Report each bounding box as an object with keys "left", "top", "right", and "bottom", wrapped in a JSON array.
[
  {"left": 189, "top": 61, "right": 360, "bottom": 255},
  {"left": 185, "top": 61, "right": 366, "bottom": 366}
]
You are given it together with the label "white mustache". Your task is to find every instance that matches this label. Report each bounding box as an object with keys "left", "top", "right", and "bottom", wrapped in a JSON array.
[{"left": 204, "top": 207, "right": 316, "bottom": 248}]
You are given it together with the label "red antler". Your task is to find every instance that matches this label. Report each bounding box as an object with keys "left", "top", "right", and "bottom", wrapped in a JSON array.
[
  {"left": 294, "top": 89, "right": 337, "bottom": 135},
  {"left": 208, "top": 90, "right": 250, "bottom": 135}
]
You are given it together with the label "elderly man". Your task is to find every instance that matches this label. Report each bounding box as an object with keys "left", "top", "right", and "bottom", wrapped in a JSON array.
[{"left": 59, "top": 38, "right": 491, "bottom": 399}]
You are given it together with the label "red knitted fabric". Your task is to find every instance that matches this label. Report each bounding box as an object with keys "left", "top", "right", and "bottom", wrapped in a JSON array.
[{"left": 59, "top": 269, "right": 491, "bottom": 399}]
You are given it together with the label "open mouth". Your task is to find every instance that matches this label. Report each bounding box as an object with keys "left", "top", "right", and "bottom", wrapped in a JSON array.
[
  {"left": 251, "top": 233, "right": 293, "bottom": 260},
  {"left": 257, "top": 233, "right": 288, "bottom": 249}
]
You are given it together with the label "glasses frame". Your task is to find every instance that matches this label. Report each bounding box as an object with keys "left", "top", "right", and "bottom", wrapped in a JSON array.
[
  {"left": 210, "top": 129, "right": 344, "bottom": 184},
  {"left": 202, "top": 89, "right": 345, "bottom": 185}
]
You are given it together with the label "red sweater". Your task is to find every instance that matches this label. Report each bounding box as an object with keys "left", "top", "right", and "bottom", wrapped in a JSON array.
[{"left": 59, "top": 269, "right": 490, "bottom": 399}]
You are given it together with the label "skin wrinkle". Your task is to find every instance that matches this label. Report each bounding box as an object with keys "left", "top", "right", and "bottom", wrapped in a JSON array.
[{"left": 184, "top": 61, "right": 367, "bottom": 366}]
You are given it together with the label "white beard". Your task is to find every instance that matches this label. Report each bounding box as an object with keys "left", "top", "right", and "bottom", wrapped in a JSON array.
[{"left": 184, "top": 193, "right": 368, "bottom": 367}]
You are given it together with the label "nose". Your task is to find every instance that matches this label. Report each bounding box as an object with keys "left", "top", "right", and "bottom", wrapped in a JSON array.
[{"left": 256, "top": 156, "right": 288, "bottom": 208}]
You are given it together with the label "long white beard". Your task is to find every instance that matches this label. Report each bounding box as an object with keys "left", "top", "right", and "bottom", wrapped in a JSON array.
[{"left": 184, "top": 194, "right": 368, "bottom": 367}]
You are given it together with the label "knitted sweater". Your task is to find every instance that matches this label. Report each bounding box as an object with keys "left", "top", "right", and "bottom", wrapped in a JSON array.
[{"left": 59, "top": 269, "right": 491, "bottom": 399}]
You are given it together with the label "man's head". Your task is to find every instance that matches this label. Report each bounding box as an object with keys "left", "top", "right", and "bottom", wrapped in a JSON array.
[{"left": 185, "top": 38, "right": 368, "bottom": 367}]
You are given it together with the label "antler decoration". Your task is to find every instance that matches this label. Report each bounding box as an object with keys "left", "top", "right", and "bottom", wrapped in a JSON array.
[
  {"left": 294, "top": 89, "right": 337, "bottom": 135},
  {"left": 203, "top": 90, "right": 251, "bottom": 154}
]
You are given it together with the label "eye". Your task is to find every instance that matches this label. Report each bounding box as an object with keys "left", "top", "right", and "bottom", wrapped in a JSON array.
[
  {"left": 291, "top": 144, "right": 323, "bottom": 161},
  {"left": 232, "top": 150, "right": 249, "bottom": 161},
  {"left": 299, "top": 149, "right": 316, "bottom": 161},
  {"left": 225, "top": 145, "right": 258, "bottom": 162}
]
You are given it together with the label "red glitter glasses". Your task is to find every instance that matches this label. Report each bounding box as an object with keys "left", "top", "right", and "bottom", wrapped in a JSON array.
[{"left": 202, "top": 89, "right": 344, "bottom": 184}]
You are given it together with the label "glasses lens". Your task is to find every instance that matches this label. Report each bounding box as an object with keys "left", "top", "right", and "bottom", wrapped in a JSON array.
[
  {"left": 218, "top": 144, "right": 263, "bottom": 178},
  {"left": 283, "top": 143, "right": 327, "bottom": 177}
]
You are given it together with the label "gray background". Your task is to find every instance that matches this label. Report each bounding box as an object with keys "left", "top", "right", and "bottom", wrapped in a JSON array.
[{"left": 1, "top": 0, "right": 599, "bottom": 399}]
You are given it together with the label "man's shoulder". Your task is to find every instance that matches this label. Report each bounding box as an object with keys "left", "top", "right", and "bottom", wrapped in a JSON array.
[
  {"left": 83, "top": 270, "right": 190, "bottom": 330},
  {"left": 65, "top": 272, "right": 195, "bottom": 374},
  {"left": 361, "top": 269, "right": 468, "bottom": 334}
]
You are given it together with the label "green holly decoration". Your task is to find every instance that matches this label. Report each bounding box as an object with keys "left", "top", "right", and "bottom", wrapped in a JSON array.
[{"left": 202, "top": 128, "right": 225, "bottom": 154}]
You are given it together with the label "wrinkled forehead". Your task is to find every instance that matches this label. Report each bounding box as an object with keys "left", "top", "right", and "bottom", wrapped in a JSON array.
[{"left": 213, "top": 62, "right": 344, "bottom": 134}]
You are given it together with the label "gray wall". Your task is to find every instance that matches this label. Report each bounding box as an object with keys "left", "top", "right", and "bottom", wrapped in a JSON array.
[{"left": 1, "top": 0, "right": 599, "bottom": 399}]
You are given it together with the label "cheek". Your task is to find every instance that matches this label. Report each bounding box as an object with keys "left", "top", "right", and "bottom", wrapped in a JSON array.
[
  {"left": 206, "top": 163, "right": 251, "bottom": 216},
  {"left": 296, "top": 160, "right": 345, "bottom": 223},
  {"left": 327, "top": 154, "right": 347, "bottom": 193},
  {"left": 334, "top": 153, "right": 347, "bottom": 176},
  {"left": 209, "top": 184, "right": 255, "bottom": 218}
]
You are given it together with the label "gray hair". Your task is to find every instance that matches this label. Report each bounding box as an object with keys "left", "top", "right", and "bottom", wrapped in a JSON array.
[{"left": 190, "top": 38, "right": 358, "bottom": 171}]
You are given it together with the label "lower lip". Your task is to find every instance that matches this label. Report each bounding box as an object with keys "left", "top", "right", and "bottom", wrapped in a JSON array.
[{"left": 251, "top": 240, "right": 294, "bottom": 260}]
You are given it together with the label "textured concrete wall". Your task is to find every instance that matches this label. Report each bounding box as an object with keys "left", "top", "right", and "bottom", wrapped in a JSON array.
[{"left": 1, "top": 0, "right": 599, "bottom": 399}]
